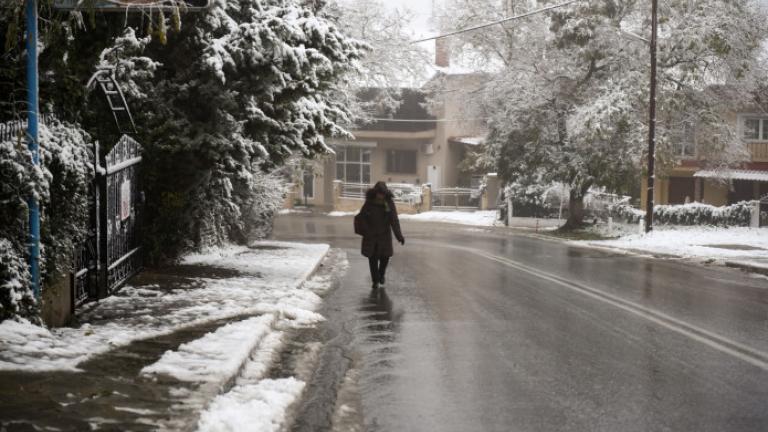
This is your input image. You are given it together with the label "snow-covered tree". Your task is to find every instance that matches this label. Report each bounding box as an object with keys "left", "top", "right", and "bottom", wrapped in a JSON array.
[
  {"left": 448, "top": 0, "right": 768, "bottom": 228},
  {"left": 328, "top": 0, "right": 431, "bottom": 120},
  {"left": 85, "top": 0, "right": 366, "bottom": 258}
]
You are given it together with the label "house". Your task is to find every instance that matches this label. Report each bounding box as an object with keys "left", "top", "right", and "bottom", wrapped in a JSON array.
[
  {"left": 288, "top": 46, "right": 496, "bottom": 213},
  {"left": 641, "top": 101, "right": 768, "bottom": 207}
]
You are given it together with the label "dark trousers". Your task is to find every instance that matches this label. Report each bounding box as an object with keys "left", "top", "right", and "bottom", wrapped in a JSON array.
[{"left": 368, "top": 256, "right": 390, "bottom": 283}]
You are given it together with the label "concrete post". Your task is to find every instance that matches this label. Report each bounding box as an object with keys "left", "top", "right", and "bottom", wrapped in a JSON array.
[
  {"left": 333, "top": 180, "right": 343, "bottom": 211},
  {"left": 283, "top": 183, "right": 296, "bottom": 209},
  {"left": 421, "top": 184, "right": 432, "bottom": 213},
  {"left": 751, "top": 200, "right": 760, "bottom": 228},
  {"left": 481, "top": 188, "right": 489, "bottom": 210},
  {"left": 485, "top": 173, "right": 500, "bottom": 209}
]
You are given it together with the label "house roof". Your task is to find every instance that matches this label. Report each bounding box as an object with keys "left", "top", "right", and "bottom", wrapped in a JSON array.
[
  {"left": 355, "top": 88, "right": 436, "bottom": 133},
  {"left": 694, "top": 169, "right": 768, "bottom": 182}
]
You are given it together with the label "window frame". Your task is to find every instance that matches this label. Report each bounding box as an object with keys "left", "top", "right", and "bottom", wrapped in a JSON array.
[
  {"left": 386, "top": 149, "right": 418, "bottom": 175},
  {"left": 671, "top": 121, "right": 697, "bottom": 158},
  {"left": 336, "top": 146, "right": 372, "bottom": 184},
  {"left": 739, "top": 114, "right": 768, "bottom": 142}
]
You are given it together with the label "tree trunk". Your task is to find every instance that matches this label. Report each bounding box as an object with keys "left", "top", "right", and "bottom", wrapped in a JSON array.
[{"left": 563, "top": 189, "right": 587, "bottom": 230}]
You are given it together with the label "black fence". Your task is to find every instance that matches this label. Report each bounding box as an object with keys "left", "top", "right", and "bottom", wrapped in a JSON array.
[{"left": 0, "top": 114, "right": 54, "bottom": 142}]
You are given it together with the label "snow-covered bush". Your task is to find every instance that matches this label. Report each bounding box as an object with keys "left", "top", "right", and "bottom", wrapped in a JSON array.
[
  {"left": 609, "top": 202, "right": 754, "bottom": 227},
  {"left": 0, "top": 119, "right": 92, "bottom": 322},
  {"left": 0, "top": 135, "right": 43, "bottom": 322},
  {"left": 191, "top": 167, "right": 287, "bottom": 248},
  {"left": 0, "top": 240, "right": 35, "bottom": 322}
]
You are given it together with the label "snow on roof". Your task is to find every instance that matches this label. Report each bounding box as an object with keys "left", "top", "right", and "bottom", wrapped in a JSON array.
[
  {"left": 694, "top": 169, "right": 768, "bottom": 182},
  {"left": 450, "top": 136, "right": 485, "bottom": 146}
]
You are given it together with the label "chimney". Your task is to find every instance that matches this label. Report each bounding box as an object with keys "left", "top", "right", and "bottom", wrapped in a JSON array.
[{"left": 435, "top": 37, "right": 450, "bottom": 68}]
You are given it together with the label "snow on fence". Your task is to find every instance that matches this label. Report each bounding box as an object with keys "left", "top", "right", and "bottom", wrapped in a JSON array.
[{"left": 432, "top": 187, "right": 482, "bottom": 209}]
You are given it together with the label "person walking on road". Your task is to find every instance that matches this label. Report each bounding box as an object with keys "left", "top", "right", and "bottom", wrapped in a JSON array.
[{"left": 355, "top": 181, "right": 405, "bottom": 289}]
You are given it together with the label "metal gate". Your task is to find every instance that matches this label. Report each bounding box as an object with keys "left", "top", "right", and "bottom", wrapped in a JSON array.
[
  {"left": 99, "top": 135, "right": 143, "bottom": 295},
  {"left": 70, "top": 135, "right": 143, "bottom": 308}
]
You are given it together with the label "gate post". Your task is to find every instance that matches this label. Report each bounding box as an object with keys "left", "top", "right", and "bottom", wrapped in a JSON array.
[{"left": 94, "top": 141, "right": 109, "bottom": 299}]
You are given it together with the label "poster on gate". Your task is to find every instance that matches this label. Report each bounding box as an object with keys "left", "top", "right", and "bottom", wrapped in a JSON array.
[{"left": 120, "top": 180, "right": 131, "bottom": 220}]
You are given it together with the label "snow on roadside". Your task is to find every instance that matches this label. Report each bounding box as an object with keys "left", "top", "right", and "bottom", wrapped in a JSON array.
[
  {"left": 141, "top": 315, "right": 276, "bottom": 382},
  {"left": 399, "top": 210, "right": 499, "bottom": 227},
  {"left": 196, "top": 378, "right": 305, "bottom": 432},
  {"left": 582, "top": 227, "right": 768, "bottom": 261},
  {"left": 0, "top": 241, "right": 330, "bottom": 372}
]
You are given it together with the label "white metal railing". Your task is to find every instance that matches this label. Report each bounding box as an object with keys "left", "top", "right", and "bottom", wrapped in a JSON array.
[
  {"left": 340, "top": 182, "right": 422, "bottom": 205},
  {"left": 432, "top": 187, "right": 481, "bottom": 209}
]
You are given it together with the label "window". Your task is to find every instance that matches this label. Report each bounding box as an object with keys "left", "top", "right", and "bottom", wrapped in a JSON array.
[
  {"left": 741, "top": 116, "right": 768, "bottom": 141},
  {"left": 302, "top": 171, "right": 314, "bottom": 199},
  {"left": 336, "top": 147, "right": 371, "bottom": 184},
  {"left": 386, "top": 150, "right": 417, "bottom": 174},
  {"left": 671, "top": 121, "right": 696, "bottom": 158}
]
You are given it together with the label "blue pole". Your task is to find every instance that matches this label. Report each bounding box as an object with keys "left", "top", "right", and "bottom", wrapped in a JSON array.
[{"left": 26, "top": 0, "right": 40, "bottom": 301}]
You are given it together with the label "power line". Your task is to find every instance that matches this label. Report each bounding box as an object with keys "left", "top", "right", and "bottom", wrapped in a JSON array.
[
  {"left": 412, "top": 0, "right": 584, "bottom": 44},
  {"left": 368, "top": 117, "right": 488, "bottom": 123}
]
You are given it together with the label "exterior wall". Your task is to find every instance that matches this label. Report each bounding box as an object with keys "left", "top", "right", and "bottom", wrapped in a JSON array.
[
  {"left": 41, "top": 268, "right": 72, "bottom": 327},
  {"left": 642, "top": 171, "right": 729, "bottom": 207},
  {"left": 370, "top": 138, "right": 433, "bottom": 185},
  {"left": 702, "top": 180, "right": 729, "bottom": 206},
  {"left": 640, "top": 176, "right": 669, "bottom": 206},
  {"left": 296, "top": 158, "right": 333, "bottom": 209}
]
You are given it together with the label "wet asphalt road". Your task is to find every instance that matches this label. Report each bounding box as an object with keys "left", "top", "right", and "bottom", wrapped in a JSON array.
[{"left": 273, "top": 213, "right": 768, "bottom": 432}]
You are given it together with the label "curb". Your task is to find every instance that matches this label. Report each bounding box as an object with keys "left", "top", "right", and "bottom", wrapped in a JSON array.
[{"left": 724, "top": 261, "right": 768, "bottom": 276}]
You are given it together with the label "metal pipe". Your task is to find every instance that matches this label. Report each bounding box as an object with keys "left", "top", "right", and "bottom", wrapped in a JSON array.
[
  {"left": 645, "top": 0, "right": 658, "bottom": 233},
  {"left": 26, "top": 0, "right": 41, "bottom": 300}
]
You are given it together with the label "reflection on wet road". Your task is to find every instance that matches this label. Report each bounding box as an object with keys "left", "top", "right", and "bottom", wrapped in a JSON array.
[{"left": 274, "top": 214, "right": 768, "bottom": 432}]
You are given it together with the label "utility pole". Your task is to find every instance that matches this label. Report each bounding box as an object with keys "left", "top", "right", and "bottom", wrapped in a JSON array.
[
  {"left": 645, "top": 0, "right": 658, "bottom": 234},
  {"left": 26, "top": 0, "right": 41, "bottom": 300}
]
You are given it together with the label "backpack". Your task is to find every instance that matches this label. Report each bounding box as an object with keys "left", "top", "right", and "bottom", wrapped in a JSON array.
[{"left": 354, "top": 211, "right": 366, "bottom": 236}]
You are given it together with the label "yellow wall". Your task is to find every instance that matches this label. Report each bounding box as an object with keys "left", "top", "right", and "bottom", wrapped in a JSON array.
[{"left": 702, "top": 180, "right": 729, "bottom": 206}]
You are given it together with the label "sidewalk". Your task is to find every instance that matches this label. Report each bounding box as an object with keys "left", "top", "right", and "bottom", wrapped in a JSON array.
[
  {"left": 0, "top": 241, "right": 345, "bottom": 431},
  {"left": 576, "top": 227, "right": 768, "bottom": 275}
]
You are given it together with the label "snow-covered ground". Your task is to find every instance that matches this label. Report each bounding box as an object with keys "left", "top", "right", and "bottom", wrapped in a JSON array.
[
  {"left": 0, "top": 240, "right": 346, "bottom": 431},
  {"left": 582, "top": 227, "right": 768, "bottom": 263},
  {"left": 327, "top": 210, "right": 357, "bottom": 217},
  {"left": 399, "top": 210, "right": 499, "bottom": 226},
  {"left": 0, "top": 241, "right": 331, "bottom": 372}
]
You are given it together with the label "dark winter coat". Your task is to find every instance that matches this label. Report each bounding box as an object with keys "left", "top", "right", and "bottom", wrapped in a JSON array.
[{"left": 358, "top": 190, "right": 404, "bottom": 258}]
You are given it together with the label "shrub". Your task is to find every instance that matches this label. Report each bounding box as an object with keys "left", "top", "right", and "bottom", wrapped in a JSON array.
[{"left": 608, "top": 201, "right": 755, "bottom": 227}]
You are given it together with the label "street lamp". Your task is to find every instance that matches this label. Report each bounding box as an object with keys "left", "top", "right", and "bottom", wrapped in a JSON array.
[{"left": 645, "top": 0, "right": 659, "bottom": 233}]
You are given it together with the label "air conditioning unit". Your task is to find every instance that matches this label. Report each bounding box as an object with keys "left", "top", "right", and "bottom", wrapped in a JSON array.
[{"left": 422, "top": 143, "right": 435, "bottom": 155}]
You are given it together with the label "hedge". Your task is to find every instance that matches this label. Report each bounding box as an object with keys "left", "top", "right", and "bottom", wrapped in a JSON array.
[{"left": 608, "top": 201, "right": 755, "bottom": 227}]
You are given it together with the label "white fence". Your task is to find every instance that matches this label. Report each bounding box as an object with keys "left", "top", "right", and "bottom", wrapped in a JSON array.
[
  {"left": 340, "top": 182, "right": 423, "bottom": 205},
  {"left": 432, "top": 187, "right": 482, "bottom": 209}
]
